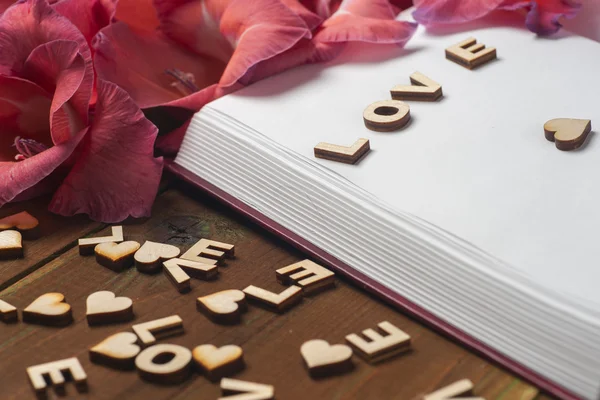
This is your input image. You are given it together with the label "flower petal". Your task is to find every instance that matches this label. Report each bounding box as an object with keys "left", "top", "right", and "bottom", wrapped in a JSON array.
[
  {"left": 0, "top": 0, "right": 91, "bottom": 77},
  {"left": 49, "top": 79, "right": 163, "bottom": 222},
  {"left": 0, "top": 0, "right": 16, "bottom": 14},
  {"left": 316, "top": 0, "right": 417, "bottom": 44},
  {"left": 22, "top": 40, "right": 91, "bottom": 145},
  {"left": 218, "top": 0, "right": 313, "bottom": 86},
  {"left": 52, "top": 0, "right": 117, "bottom": 44},
  {"left": 516, "top": 0, "right": 581, "bottom": 35},
  {"left": 115, "top": 0, "right": 159, "bottom": 32},
  {"left": 279, "top": 0, "right": 323, "bottom": 29},
  {"left": 0, "top": 76, "right": 52, "bottom": 162},
  {"left": 93, "top": 22, "right": 225, "bottom": 110},
  {"left": 413, "top": 0, "right": 506, "bottom": 25},
  {"left": 0, "top": 127, "right": 86, "bottom": 206}
]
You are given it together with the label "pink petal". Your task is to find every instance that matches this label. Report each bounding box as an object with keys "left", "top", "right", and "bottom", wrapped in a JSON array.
[
  {"left": 299, "top": 0, "right": 337, "bottom": 17},
  {"left": 115, "top": 0, "right": 160, "bottom": 32},
  {"left": 0, "top": 76, "right": 52, "bottom": 162},
  {"left": 218, "top": 0, "right": 313, "bottom": 86},
  {"left": 0, "top": 127, "right": 86, "bottom": 206},
  {"left": 413, "top": 0, "right": 506, "bottom": 25},
  {"left": 49, "top": 79, "right": 163, "bottom": 222},
  {"left": 510, "top": 0, "right": 582, "bottom": 35},
  {"left": 52, "top": 0, "right": 117, "bottom": 44},
  {"left": 0, "top": 0, "right": 16, "bottom": 14},
  {"left": 0, "top": 0, "right": 91, "bottom": 77},
  {"left": 93, "top": 22, "right": 225, "bottom": 110},
  {"left": 22, "top": 40, "right": 91, "bottom": 145},
  {"left": 279, "top": 0, "right": 323, "bottom": 29},
  {"left": 316, "top": 0, "right": 417, "bottom": 44}
]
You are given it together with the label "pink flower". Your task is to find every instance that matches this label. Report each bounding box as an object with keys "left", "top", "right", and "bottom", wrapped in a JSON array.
[
  {"left": 93, "top": 0, "right": 416, "bottom": 154},
  {"left": 412, "top": 0, "right": 582, "bottom": 35},
  {"left": 0, "top": 0, "right": 162, "bottom": 222}
]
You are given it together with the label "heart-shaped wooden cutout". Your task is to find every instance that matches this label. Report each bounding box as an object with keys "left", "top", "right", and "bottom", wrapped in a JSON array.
[
  {"left": 90, "top": 332, "right": 140, "bottom": 370},
  {"left": 544, "top": 118, "right": 592, "bottom": 151},
  {"left": 86, "top": 290, "right": 133, "bottom": 325},
  {"left": 135, "top": 241, "right": 181, "bottom": 273},
  {"left": 197, "top": 290, "right": 246, "bottom": 324},
  {"left": 23, "top": 292, "right": 72, "bottom": 326},
  {"left": 0, "top": 230, "right": 23, "bottom": 260},
  {"left": 301, "top": 339, "right": 353, "bottom": 378},
  {"left": 95, "top": 241, "right": 140, "bottom": 272},
  {"left": 193, "top": 344, "right": 244, "bottom": 381},
  {"left": 0, "top": 211, "right": 39, "bottom": 239}
]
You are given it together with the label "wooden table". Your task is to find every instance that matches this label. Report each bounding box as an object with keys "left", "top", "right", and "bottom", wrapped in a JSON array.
[{"left": 0, "top": 181, "right": 552, "bottom": 400}]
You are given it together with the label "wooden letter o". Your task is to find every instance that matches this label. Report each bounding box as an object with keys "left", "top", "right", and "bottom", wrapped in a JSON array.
[
  {"left": 135, "top": 343, "right": 192, "bottom": 384},
  {"left": 363, "top": 100, "right": 411, "bottom": 132}
]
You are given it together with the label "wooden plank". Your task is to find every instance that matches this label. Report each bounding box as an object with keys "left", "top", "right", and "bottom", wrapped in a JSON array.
[
  {"left": 0, "top": 196, "right": 102, "bottom": 290},
  {"left": 0, "top": 189, "right": 546, "bottom": 399}
]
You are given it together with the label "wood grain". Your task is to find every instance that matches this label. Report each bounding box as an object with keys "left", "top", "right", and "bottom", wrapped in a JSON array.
[{"left": 0, "top": 188, "right": 550, "bottom": 399}]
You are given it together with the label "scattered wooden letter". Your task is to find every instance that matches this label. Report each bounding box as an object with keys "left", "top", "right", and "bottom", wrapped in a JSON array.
[
  {"left": 242, "top": 285, "right": 302, "bottom": 313},
  {"left": 363, "top": 99, "right": 411, "bottom": 132},
  {"left": 193, "top": 344, "right": 245, "bottom": 382},
  {"left": 391, "top": 72, "right": 443, "bottom": 101},
  {"left": 219, "top": 378, "right": 275, "bottom": 400},
  {"left": 276, "top": 259, "right": 335, "bottom": 295},
  {"left": 300, "top": 339, "right": 354, "bottom": 378},
  {"left": 445, "top": 37, "right": 496, "bottom": 69},
  {"left": 132, "top": 315, "right": 184, "bottom": 346},
  {"left": 95, "top": 241, "right": 141, "bottom": 272},
  {"left": 423, "top": 379, "right": 484, "bottom": 400},
  {"left": 345, "top": 321, "right": 411, "bottom": 363},
  {"left": 181, "top": 239, "right": 235, "bottom": 265},
  {"left": 27, "top": 357, "right": 87, "bottom": 395},
  {"left": 544, "top": 118, "right": 592, "bottom": 151},
  {"left": 314, "top": 138, "right": 370, "bottom": 165},
  {"left": 0, "top": 230, "right": 23, "bottom": 260},
  {"left": 0, "top": 211, "right": 40, "bottom": 239},
  {"left": 23, "top": 292, "right": 72, "bottom": 326},
  {"left": 135, "top": 343, "right": 192, "bottom": 384},
  {"left": 86, "top": 290, "right": 134, "bottom": 326},
  {"left": 89, "top": 332, "right": 141, "bottom": 370},
  {"left": 0, "top": 299, "right": 18, "bottom": 323},
  {"left": 163, "top": 258, "right": 219, "bottom": 293},
  {"left": 134, "top": 241, "right": 180, "bottom": 273},
  {"left": 197, "top": 290, "right": 247, "bottom": 324},
  {"left": 79, "top": 226, "right": 124, "bottom": 256}
]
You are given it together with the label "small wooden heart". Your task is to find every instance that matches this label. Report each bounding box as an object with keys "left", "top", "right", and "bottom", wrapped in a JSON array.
[
  {"left": 0, "top": 211, "right": 39, "bottom": 239},
  {"left": 90, "top": 332, "right": 140, "bottom": 370},
  {"left": 23, "top": 292, "right": 72, "bottom": 326},
  {"left": 95, "top": 241, "right": 140, "bottom": 272},
  {"left": 301, "top": 339, "right": 353, "bottom": 378},
  {"left": 544, "top": 118, "right": 592, "bottom": 151},
  {"left": 86, "top": 290, "right": 133, "bottom": 325},
  {"left": 0, "top": 230, "right": 23, "bottom": 260},
  {"left": 135, "top": 241, "right": 180, "bottom": 273},
  {"left": 193, "top": 344, "right": 245, "bottom": 381},
  {"left": 197, "top": 290, "right": 247, "bottom": 324}
]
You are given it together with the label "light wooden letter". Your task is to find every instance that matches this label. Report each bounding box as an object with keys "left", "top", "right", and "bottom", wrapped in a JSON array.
[
  {"left": 135, "top": 343, "right": 192, "bottom": 384},
  {"left": 27, "top": 357, "right": 87, "bottom": 394},
  {"left": 363, "top": 100, "right": 411, "bottom": 132},
  {"left": 219, "top": 378, "right": 275, "bottom": 400},
  {"left": 79, "top": 226, "right": 124, "bottom": 255},
  {"left": 314, "top": 139, "right": 370, "bottom": 164},
  {"left": 132, "top": 315, "right": 184, "bottom": 346},
  {"left": 243, "top": 285, "right": 302, "bottom": 312},
  {"left": 345, "top": 321, "right": 411, "bottom": 363},
  {"left": 424, "top": 379, "right": 484, "bottom": 400},
  {"left": 391, "top": 72, "right": 443, "bottom": 101},
  {"left": 181, "top": 239, "right": 234, "bottom": 265},
  {"left": 276, "top": 259, "right": 334, "bottom": 294},
  {"left": 445, "top": 37, "right": 496, "bottom": 69}
]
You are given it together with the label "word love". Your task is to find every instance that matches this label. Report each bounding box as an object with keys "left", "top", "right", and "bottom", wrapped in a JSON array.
[{"left": 0, "top": 211, "right": 40, "bottom": 259}]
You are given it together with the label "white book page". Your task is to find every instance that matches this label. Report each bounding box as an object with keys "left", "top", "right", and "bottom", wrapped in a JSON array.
[{"left": 206, "top": 16, "right": 600, "bottom": 305}]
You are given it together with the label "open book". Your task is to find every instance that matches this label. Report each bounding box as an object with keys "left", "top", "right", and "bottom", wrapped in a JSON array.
[{"left": 170, "top": 12, "right": 600, "bottom": 400}]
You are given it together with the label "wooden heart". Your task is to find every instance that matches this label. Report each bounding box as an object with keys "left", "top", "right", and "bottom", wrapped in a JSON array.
[
  {"left": 95, "top": 241, "right": 140, "bottom": 272},
  {"left": 300, "top": 339, "right": 353, "bottom": 378},
  {"left": 0, "top": 211, "right": 39, "bottom": 239},
  {"left": 197, "top": 290, "right": 247, "bottom": 324},
  {"left": 544, "top": 118, "right": 592, "bottom": 151},
  {"left": 135, "top": 241, "right": 180, "bottom": 273},
  {"left": 0, "top": 230, "right": 23, "bottom": 260},
  {"left": 23, "top": 292, "right": 72, "bottom": 326},
  {"left": 90, "top": 332, "right": 140, "bottom": 370},
  {"left": 193, "top": 344, "right": 244, "bottom": 381},
  {"left": 86, "top": 290, "right": 133, "bottom": 325}
]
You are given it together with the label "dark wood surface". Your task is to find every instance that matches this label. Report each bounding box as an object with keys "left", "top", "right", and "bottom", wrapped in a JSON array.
[{"left": 0, "top": 184, "right": 551, "bottom": 400}]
